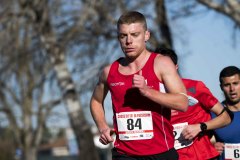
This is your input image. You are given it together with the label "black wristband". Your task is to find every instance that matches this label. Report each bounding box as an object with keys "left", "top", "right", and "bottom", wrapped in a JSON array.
[
  {"left": 199, "top": 122, "right": 207, "bottom": 136},
  {"left": 200, "top": 122, "right": 207, "bottom": 132}
]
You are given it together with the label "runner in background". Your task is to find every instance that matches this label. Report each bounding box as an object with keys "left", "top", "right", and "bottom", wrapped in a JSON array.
[
  {"left": 155, "top": 47, "right": 232, "bottom": 160},
  {"left": 211, "top": 66, "right": 240, "bottom": 160}
]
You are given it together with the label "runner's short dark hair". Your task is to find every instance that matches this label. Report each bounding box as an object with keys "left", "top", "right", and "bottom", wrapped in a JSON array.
[{"left": 219, "top": 66, "right": 240, "bottom": 84}]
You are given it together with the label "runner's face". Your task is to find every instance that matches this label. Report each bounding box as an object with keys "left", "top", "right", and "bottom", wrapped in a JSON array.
[
  {"left": 118, "top": 23, "right": 149, "bottom": 59},
  {"left": 221, "top": 74, "right": 240, "bottom": 104}
]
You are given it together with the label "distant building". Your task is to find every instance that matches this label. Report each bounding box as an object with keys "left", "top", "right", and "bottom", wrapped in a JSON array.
[
  {"left": 38, "top": 137, "right": 70, "bottom": 156},
  {"left": 38, "top": 127, "right": 112, "bottom": 160},
  {"left": 38, "top": 128, "right": 78, "bottom": 160}
]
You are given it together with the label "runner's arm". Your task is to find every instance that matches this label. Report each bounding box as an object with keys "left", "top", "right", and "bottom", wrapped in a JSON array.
[
  {"left": 182, "top": 102, "right": 231, "bottom": 140},
  {"left": 134, "top": 55, "right": 188, "bottom": 111},
  {"left": 90, "top": 66, "right": 114, "bottom": 144}
]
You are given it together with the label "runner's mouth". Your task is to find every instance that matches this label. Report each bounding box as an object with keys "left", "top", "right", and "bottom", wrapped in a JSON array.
[
  {"left": 229, "top": 93, "right": 237, "bottom": 99},
  {"left": 125, "top": 48, "right": 134, "bottom": 52}
]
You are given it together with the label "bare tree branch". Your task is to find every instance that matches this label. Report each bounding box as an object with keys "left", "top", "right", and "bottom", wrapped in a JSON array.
[{"left": 197, "top": 0, "right": 240, "bottom": 27}]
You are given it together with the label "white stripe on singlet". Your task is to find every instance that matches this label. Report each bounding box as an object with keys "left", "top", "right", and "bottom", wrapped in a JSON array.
[{"left": 159, "top": 83, "right": 170, "bottom": 150}]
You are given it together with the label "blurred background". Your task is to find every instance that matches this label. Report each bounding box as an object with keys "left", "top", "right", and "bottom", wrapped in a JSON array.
[{"left": 0, "top": 0, "right": 239, "bottom": 160}]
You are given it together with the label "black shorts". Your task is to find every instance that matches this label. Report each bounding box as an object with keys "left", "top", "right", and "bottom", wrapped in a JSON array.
[{"left": 112, "top": 148, "right": 179, "bottom": 160}]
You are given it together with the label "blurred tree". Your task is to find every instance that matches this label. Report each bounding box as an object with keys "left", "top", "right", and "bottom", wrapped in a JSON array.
[
  {"left": 0, "top": 4, "right": 61, "bottom": 157},
  {"left": 0, "top": 0, "right": 125, "bottom": 159},
  {"left": 0, "top": 38, "right": 60, "bottom": 160},
  {"left": 0, "top": 139, "right": 15, "bottom": 160},
  {"left": 164, "top": 0, "right": 240, "bottom": 47},
  {"left": 197, "top": 0, "right": 240, "bottom": 27},
  {"left": 0, "top": 127, "right": 15, "bottom": 160},
  {"left": 153, "top": 0, "right": 173, "bottom": 49}
]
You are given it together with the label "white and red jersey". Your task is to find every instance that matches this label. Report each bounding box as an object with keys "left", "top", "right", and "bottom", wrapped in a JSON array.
[
  {"left": 171, "top": 79, "right": 219, "bottom": 160},
  {"left": 107, "top": 53, "right": 174, "bottom": 156}
]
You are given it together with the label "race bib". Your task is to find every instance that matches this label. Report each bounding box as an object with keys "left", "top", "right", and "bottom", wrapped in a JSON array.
[
  {"left": 116, "top": 111, "right": 153, "bottom": 140},
  {"left": 173, "top": 122, "right": 193, "bottom": 150},
  {"left": 225, "top": 143, "right": 240, "bottom": 159}
]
